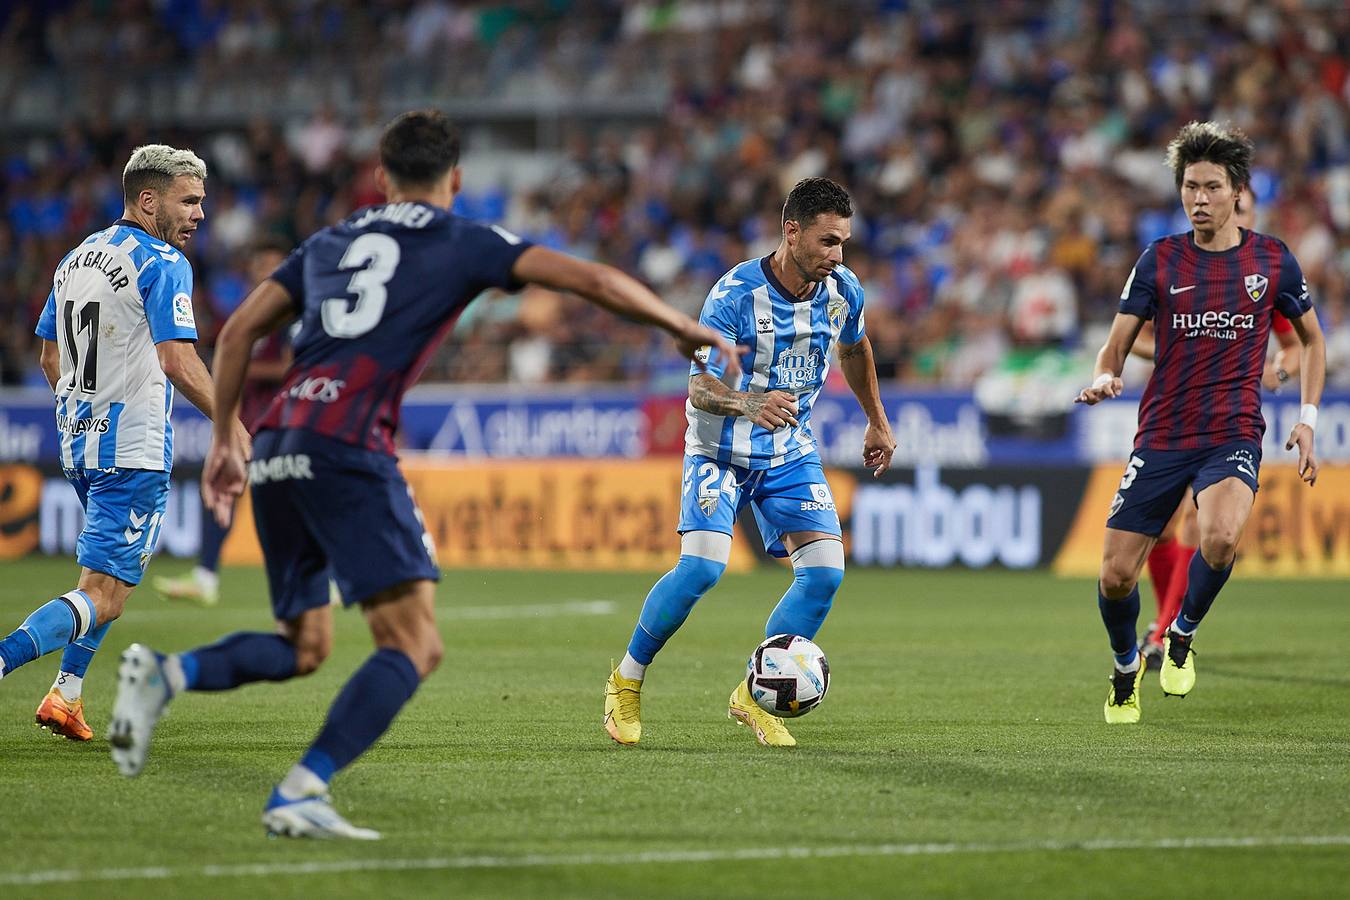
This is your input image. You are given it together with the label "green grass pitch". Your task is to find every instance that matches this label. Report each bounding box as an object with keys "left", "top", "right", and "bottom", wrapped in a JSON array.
[{"left": 0, "top": 556, "right": 1347, "bottom": 898}]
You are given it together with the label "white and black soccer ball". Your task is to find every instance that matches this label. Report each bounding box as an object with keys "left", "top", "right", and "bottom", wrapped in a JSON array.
[{"left": 746, "top": 634, "right": 829, "bottom": 718}]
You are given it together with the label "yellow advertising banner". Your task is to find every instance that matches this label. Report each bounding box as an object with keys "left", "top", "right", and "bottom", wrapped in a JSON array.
[
  {"left": 224, "top": 456, "right": 767, "bottom": 572},
  {"left": 1053, "top": 463, "right": 1350, "bottom": 578}
]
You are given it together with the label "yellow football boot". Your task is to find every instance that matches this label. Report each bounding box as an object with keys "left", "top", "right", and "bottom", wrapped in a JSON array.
[
  {"left": 1160, "top": 630, "right": 1196, "bottom": 697},
  {"left": 1104, "top": 663, "right": 1145, "bottom": 725},
  {"left": 152, "top": 571, "right": 218, "bottom": 607},
  {"left": 35, "top": 689, "right": 93, "bottom": 741},
  {"left": 728, "top": 680, "right": 796, "bottom": 747},
  {"left": 604, "top": 667, "right": 642, "bottom": 745}
]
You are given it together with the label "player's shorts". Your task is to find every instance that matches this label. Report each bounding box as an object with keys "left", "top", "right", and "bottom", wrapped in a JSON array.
[
  {"left": 63, "top": 467, "right": 171, "bottom": 585},
  {"left": 677, "top": 452, "right": 841, "bottom": 557},
  {"left": 249, "top": 428, "right": 439, "bottom": 620},
  {"left": 1106, "top": 439, "right": 1262, "bottom": 537}
]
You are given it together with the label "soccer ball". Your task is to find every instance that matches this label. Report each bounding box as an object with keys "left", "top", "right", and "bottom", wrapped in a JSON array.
[{"left": 746, "top": 634, "right": 829, "bottom": 718}]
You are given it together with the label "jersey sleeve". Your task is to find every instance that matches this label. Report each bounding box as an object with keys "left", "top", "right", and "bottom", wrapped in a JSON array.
[
  {"left": 35, "top": 290, "right": 56, "bottom": 340},
  {"left": 1118, "top": 244, "right": 1158, "bottom": 320},
  {"left": 269, "top": 242, "right": 307, "bottom": 313},
  {"left": 1273, "top": 245, "right": 1313, "bottom": 320},
  {"left": 689, "top": 279, "right": 743, "bottom": 379},
  {"left": 839, "top": 279, "right": 867, "bottom": 346},
  {"left": 142, "top": 257, "right": 198, "bottom": 344},
  {"left": 466, "top": 223, "right": 534, "bottom": 293}
]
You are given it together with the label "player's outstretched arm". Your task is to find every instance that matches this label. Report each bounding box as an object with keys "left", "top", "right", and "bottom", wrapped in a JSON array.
[
  {"left": 1284, "top": 310, "right": 1326, "bottom": 485},
  {"left": 511, "top": 246, "right": 743, "bottom": 381},
  {"left": 1076, "top": 313, "right": 1145, "bottom": 405},
  {"left": 838, "top": 336, "right": 895, "bottom": 476},
  {"left": 688, "top": 373, "right": 798, "bottom": 430}
]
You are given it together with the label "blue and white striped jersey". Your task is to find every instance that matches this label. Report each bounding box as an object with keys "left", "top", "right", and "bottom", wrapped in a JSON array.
[
  {"left": 35, "top": 221, "right": 198, "bottom": 471},
  {"left": 685, "top": 256, "right": 866, "bottom": 469}
]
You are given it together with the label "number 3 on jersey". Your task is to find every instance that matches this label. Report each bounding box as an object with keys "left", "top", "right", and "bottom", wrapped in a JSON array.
[{"left": 321, "top": 233, "right": 401, "bottom": 338}]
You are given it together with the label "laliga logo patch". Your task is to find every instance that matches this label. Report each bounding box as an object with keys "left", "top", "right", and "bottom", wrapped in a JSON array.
[
  {"left": 1109, "top": 492, "right": 1125, "bottom": 518},
  {"left": 1243, "top": 273, "right": 1268, "bottom": 303},
  {"left": 172, "top": 292, "right": 195, "bottom": 328}
]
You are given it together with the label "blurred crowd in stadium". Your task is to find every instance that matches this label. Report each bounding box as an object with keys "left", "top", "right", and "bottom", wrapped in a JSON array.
[{"left": 2, "top": 0, "right": 1349, "bottom": 394}]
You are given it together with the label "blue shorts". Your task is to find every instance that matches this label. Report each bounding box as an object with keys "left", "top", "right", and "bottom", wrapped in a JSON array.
[
  {"left": 1106, "top": 439, "right": 1261, "bottom": 537},
  {"left": 678, "top": 453, "right": 841, "bottom": 557},
  {"left": 250, "top": 429, "right": 439, "bottom": 620},
  {"left": 64, "top": 467, "right": 171, "bottom": 585}
]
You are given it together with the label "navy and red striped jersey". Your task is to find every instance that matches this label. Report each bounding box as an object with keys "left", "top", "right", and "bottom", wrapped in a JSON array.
[
  {"left": 1120, "top": 228, "right": 1312, "bottom": 451},
  {"left": 256, "top": 202, "right": 531, "bottom": 454}
]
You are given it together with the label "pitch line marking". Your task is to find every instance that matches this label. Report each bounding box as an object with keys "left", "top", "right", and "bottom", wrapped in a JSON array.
[{"left": 2, "top": 835, "right": 1347, "bottom": 886}]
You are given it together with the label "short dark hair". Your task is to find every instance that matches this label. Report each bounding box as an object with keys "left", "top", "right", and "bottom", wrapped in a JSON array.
[
  {"left": 250, "top": 234, "right": 292, "bottom": 258},
  {"left": 1166, "top": 121, "right": 1254, "bottom": 192},
  {"left": 379, "top": 110, "right": 461, "bottom": 187},
  {"left": 782, "top": 177, "right": 853, "bottom": 228}
]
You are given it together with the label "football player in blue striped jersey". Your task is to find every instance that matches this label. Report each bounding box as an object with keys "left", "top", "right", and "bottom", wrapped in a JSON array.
[{"left": 605, "top": 178, "right": 896, "bottom": 747}]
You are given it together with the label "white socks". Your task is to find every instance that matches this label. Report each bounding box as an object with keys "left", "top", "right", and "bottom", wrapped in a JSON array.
[
  {"left": 54, "top": 672, "right": 83, "bottom": 702},
  {"left": 278, "top": 764, "right": 328, "bottom": 801},
  {"left": 162, "top": 654, "right": 188, "bottom": 695},
  {"left": 617, "top": 653, "right": 646, "bottom": 681}
]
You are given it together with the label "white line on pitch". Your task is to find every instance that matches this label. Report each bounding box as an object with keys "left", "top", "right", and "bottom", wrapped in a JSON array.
[
  {"left": 2, "top": 835, "right": 1346, "bottom": 886},
  {"left": 444, "top": 600, "right": 616, "bottom": 620}
]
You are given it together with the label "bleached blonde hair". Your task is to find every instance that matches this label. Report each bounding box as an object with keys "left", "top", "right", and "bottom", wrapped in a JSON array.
[{"left": 122, "top": 144, "right": 207, "bottom": 202}]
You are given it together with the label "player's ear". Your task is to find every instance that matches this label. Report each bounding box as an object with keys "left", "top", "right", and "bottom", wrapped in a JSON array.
[
  {"left": 450, "top": 167, "right": 462, "bottom": 195},
  {"left": 374, "top": 165, "right": 390, "bottom": 197}
]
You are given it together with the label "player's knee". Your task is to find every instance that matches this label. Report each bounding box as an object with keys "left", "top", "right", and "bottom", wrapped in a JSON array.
[
  {"left": 797, "top": 564, "right": 844, "bottom": 598},
  {"left": 1200, "top": 534, "right": 1239, "bottom": 568},
  {"left": 675, "top": 554, "right": 725, "bottom": 596},
  {"left": 1098, "top": 564, "right": 1137, "bottom": 598}
]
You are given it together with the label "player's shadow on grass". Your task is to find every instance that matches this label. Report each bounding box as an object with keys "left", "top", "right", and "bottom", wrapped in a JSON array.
[{"left": 1204, "top": 659, "right": 1350, "bottom": 690}]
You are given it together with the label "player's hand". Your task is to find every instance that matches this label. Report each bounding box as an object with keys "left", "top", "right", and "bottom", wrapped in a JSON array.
[
  {"left": 202, "top": 433, "right": 248, "bottom": 528},
  {"left": 677, "top": 324, "right": 746, "bottom": 383},
  {"left": 740, "top": 390, "right": 798, "bottom": 430},
  {"left": 1075, "top": 374, "right": 1123, "bottom": 405},
  {"left": 863, "top": 420, "right": 896, "bottom": 477},
  {"left": 1285, "top": 423, "right": 1318, "bottom": 486}
]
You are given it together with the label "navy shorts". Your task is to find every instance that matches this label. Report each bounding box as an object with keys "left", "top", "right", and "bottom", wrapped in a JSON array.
[
  {"left": 1106, "top": 439, "right": 1261, "bottom": 537},
  {"left": 250, "top": 429, "right": 439, "bottom": 620}
]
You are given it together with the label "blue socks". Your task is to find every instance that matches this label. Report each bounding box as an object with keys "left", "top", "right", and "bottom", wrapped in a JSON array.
[
  {"left": 625, "top": 554, "right": 726, "bottom": 664},
  {"left": 0, "top": 591, "right": 96, "bottom": 676},
  {"left": 199, "top": 509, "right": 228, "bottom": 572},
  {"left": 301, "top": 648, "right": 420, "bottom": 780},
  {"left": 178, "top": 632, "right": 299, "bottom": 691},
  {"left": 1098, "top": 584, "right": 1141, "bottom": 668},
  {"left": 1175, "top": 552, "right": 1233, "bottom": 635},
  {"left": 765, "top": 564, "right": 843, "bottom": 640},
  {"left": 58, "top": 619, "right": 112, "bottom": 679}
]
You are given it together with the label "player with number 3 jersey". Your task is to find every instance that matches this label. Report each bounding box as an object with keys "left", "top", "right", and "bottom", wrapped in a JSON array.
[
  {"left": 1076, "top": 122, "right": 1326, "bottom": 724},
  {"left": 105, "top": 110, "right": 740, "bottom": 840}
]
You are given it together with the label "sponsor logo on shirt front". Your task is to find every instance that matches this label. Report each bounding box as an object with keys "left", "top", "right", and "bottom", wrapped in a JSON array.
[
  {"left": 776, "top": 347, "right": 821, "bottom": 391},
  {"left": 1171, "top": 309, "right": 1257, "bottom": 341}
]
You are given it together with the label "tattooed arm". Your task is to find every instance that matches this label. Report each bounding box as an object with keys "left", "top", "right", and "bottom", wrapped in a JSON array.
[{"left": 688, "top": 373, "right": 799, "bottom": 430}]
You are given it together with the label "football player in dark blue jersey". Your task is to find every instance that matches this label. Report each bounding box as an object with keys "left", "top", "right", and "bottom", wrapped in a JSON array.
[{"left": 107, "top": 110, "right": 741, "bottom": 839}]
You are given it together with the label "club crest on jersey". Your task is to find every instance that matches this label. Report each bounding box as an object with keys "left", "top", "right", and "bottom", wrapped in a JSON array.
[
  {"left": 697, "top": 488, "right": 720, "bottom": 515},
  {"left": 1109, "top": 492, "right": 1125, "bottom": 518},
  {"left": 827, "top": 294, "right": 848, "bottom": 331},
  {"left": 1243, "top": 273, "right": 1268, "bottom": 302},
  {"left": 775, "top": 347, "right": 821, "bottom": 390}
]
